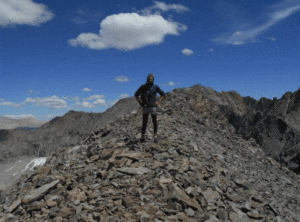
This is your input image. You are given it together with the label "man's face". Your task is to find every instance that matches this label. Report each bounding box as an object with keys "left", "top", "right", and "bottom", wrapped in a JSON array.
[{"left": 148, "top": 77, "right": 154, "bottom": 83}]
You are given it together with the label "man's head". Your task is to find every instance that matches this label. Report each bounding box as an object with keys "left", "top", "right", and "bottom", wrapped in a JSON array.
[{"left": 147, "top": 73, "right": 154, "bottom": 86}]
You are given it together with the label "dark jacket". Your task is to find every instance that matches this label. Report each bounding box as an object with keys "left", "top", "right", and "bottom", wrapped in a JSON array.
[{"left": 135, "top": 83, "right": 165, "bottom": 107}]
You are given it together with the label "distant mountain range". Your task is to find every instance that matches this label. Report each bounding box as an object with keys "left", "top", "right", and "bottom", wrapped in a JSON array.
[{"left": 0, "top": 116, "right": 49, "bottom": 130}]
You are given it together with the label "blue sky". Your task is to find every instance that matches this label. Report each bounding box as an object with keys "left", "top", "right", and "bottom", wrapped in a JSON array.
[{"left": 1, "top": 0, "right": 300, "bottom": 121}]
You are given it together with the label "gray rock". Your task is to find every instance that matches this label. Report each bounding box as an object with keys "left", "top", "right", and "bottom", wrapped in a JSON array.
[
  {"left": 116, "top": 167, "right": 153, "bottom": 175},
  {"left": 21, "top": 180, "right": 60, "bottom": 204}
]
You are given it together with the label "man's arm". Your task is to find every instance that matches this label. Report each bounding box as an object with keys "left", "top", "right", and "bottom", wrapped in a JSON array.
[
  {"left": 135, "top": 96, "right": 140, "bottom": 103},
  {"left": 135, "top": 87, "right": 142, "bottom": 106},
  {"left": 156, "top": 86, "right": 166, "bottom": 102},
  {"left": 159, "top": 96, "right": 165, "bottom": 102},
  {"left": 154, "top": 95, "right": 165, "bottom": 107}
]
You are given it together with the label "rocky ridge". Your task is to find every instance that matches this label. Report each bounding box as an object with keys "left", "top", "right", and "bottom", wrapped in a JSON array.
[
  {"left": 218, "top": 86, "right": 300, "bottom": 174},
  {"left": 1, "top": 86, "right": 300, "bottom": 221},
  {"left": 1, "top": 85, "right": 299, "bottom": 176}
]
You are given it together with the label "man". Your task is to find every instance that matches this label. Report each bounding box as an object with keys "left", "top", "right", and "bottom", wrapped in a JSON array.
[{"left": 135, "top": 73, "right": 166, "bottom": 142}]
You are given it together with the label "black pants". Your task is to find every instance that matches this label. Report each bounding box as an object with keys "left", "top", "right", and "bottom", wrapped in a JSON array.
[{"left": 142, "top": 113, "right": 157, "bottom": 135}]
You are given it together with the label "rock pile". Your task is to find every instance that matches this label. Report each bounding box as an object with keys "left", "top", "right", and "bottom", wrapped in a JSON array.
[{"left": 1, "top": 86, "right": 300, "bottom": 222}]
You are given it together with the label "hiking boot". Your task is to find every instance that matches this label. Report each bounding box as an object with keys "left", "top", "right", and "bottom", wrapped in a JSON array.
[{"left": 140, "top": 135, "right": 146, "bottom": 143}]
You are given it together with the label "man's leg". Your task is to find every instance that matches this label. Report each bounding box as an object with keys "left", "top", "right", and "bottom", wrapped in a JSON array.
[
  {"left": 142, "top": 113, "right": 149, "bottom": 137},
  {"left": 151, "top": 114, "right": 157, "bottom": 136}
]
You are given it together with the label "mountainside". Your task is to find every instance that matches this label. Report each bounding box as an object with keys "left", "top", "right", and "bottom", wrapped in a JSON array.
[
  {"left": 218, "top": 86, "right": 300, "bottom": 174},
  {"left": 0, "top": 85, "right": 299, "bottom": 221}
]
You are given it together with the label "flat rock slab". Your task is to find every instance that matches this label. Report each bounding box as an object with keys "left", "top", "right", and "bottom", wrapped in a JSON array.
[
  {"left": 116, "top": 167, "right": 153, "bottom": 175},
  {"left": 21, "top": 180, "right": 60, "bottom": 204}
]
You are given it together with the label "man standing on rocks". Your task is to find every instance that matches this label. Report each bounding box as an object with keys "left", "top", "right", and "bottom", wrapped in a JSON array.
[{"left": 135, "top": 73, "right": 166, "bottom": 143}]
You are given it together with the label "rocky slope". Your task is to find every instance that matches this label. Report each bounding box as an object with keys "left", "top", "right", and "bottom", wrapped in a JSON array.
[
  {"left": 0, "top": 97, "right": 141, "bottom": 163},
  {"left": 0, "top": 86, "right": 299, "bottom": 221}
]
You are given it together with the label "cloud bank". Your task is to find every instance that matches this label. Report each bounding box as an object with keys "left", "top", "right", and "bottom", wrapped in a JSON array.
[
  {"left": 0, "top": 0, "right": 54, "bottom": 27},
  {"left": 68, "top": 2, "right": 189, "bottom": 51},
  {"left": 24, "top": 96, "right": 69, "bottom": 110},
  {"left": 211, "top": 0, "right": 300, "bottom": 45},
  {"left": 0, "top": 93, "right": 127, "bottom": 111}
]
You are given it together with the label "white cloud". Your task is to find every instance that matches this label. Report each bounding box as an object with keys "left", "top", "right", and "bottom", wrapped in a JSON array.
[
  {"left": 82, "top": 88, "right": 92, "bottom": 92},
  {"left": 68, "top": 2, "right": 188, "bottom": 51},
  {"left": 74, "top": 101, "right": 94, "bottom": 109},
  {"left": 118, "top": 93, "right": 129, "bottom": 99},
  {"left": 24, "top": 95, "right": 69, "bottom": 110},
  {"left": 74, "top": 95, "right": 107, "bottom": 108},
  {"left": 208, "top": 48, "right": 214, "bottom": 52},
  {"left": 83, "top": 95, "right": 106, "bottom": 101},
  {"left": 1, "top": 96, "right": 70, "bottom": 110},
  {"left": 211, "top": 0, "right": 300, "bottom": 45},
  {"left": 3, "top": 114, "right": 36, "bottom": 120},
  {"left": 139, "top": 1, "right": 190, "bottom": 15},
  {"left": 62, "top": 96, "right": 80, "bottom": 102},
  {"left": 182, "top": 48, "right": 193, "bottom": 56},
  {"left": 162, "top": 81, "right": 176, "bottom": 86},
  {"left": 114, "top": 76, "right": 130, "bottom": 82},
  {"left": 0, "top": 0, "right": 54, "bottom": 27},
  {"left": 0, "top": 100, "right": 25, "bottom": 108},
  {"left": 1, "top": 92, "right": 130, "bottom": 117}
]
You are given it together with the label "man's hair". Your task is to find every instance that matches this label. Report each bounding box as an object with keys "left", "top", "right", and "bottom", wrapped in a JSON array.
[{"left": 147, "top": 73, "right": 154, "bottom": 82}]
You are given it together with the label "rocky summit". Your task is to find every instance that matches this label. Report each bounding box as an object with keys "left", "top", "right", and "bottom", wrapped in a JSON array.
[{"left": 0, "top": 84, "right": 300, "bottom": 222}]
